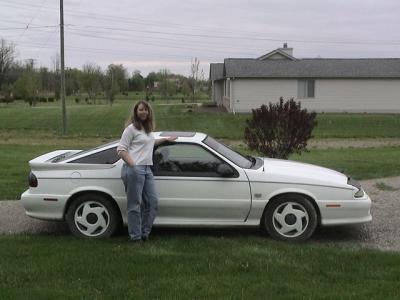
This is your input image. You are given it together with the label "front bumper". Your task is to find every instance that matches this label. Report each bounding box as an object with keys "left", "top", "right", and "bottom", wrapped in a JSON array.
[{"left": 319, "top": 193, "right": 372, "bottom": 226}]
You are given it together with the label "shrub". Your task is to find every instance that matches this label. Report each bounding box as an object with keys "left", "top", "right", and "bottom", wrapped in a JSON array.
[
  {"left": 75, "top": 98, "right": 80, "bottom": 104},
  {"left": 244, "top": 97, "right": 317, "bottom": 159}
]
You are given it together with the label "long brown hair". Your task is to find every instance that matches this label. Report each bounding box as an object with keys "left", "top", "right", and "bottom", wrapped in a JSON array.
[{"left": 127, "top": 100, "right": 155, "bottom": 134}]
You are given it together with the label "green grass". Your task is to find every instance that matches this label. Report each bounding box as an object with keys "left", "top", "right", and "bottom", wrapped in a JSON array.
[
  {"left": 0, "top": 143, "right": 94, "bottom": 200},
  {"left": 1, "top": 102, "right": 400, "bottom": 139},
  {"left": 0, "top": 102, "right": 248, "bottom": 139},
  {"left": 314, "top": 113, "right": 400, "bottom": 138},
  {"left": 289, "top": 146, "right": 400, "bottom": 180},
  {"left": 0, "top": 235, "right": 399, "bottom": 299}
]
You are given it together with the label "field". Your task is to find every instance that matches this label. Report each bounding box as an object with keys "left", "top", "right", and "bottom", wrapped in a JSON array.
[
  {"left": 1, "top": 235, "right": 400, "bottom": 299},
  {"left": 1, "top": 98, "right": 400, "bottom": 299},
  {"left": 1, "top": 99, "right": 400, "bottom": 199}
]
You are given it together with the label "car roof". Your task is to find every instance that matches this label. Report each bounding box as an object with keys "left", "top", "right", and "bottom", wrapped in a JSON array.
[
  {"left": 59, "top": 132, "right": 208, "bottom": 163},
  {"left": 154, "top": 131, "right": 207, "bottom": 142},
  {"left": 93, "top": 131, "right": 207, "bottom": 150}
]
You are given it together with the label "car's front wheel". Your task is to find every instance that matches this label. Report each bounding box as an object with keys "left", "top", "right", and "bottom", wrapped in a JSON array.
[
  {"left": 66, "top": 193, "right": 121, "bottom": 238},
  {"left": 262, "top": 194, "right": 318, "bottom": 242}
]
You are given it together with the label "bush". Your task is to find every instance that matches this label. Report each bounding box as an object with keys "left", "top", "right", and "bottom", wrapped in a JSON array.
[
  {"left": 244, "top": 97, "right": 317, "bottom": 159},
  {"left": 48, "top": 97, "right": 54, "bottom": 102},
  {"left": 151, "top": 96, "right": 155, "bottom": 102},
  {"left": 75, "top": 98, "right": 80, "bottom": 104}
]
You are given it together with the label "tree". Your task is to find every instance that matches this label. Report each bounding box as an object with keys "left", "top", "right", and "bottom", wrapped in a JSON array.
[
  {"left": 104, "top": 64, "right": 120, "bottom": 106},
  {"left": 65, "top": 68, "right": 81, "bottom": 96},
  {"left": 146, "top": 72, "right": 159, "bottom": 87},
  {"left": 80, "top": 63, "right": 103, "bottom": 104},
  {"left": 189, "top": 57, "right": 200, "bottom": 102},
  {"left": 0, "top": 83, "right": 13, "bottom": 104},
  {"left": 244, "top": 97, "right": 317, "bottom": 159},
  {"left": 51, "top": 53, "right": 61, "bottom": 100},
  {"left": 0, "top": 39, "right": 16, "bottom": 90},
  {"left": 108, "top": 64, "right": 127, "bottom": 93},
  {"left": 159, "top": 69, "right": 174, "bottom": 102},
  {"left": 13, "top": 64, "right": 40, "bottom": 106},
  {"left": 128, "top": 70, "right": 144, "bottom": 92}
]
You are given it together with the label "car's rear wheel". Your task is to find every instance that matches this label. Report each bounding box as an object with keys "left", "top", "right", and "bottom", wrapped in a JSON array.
[
  {"left": 66, "top": 193, "right": 121, "bottom": 238},
  {"left": 262, "top": 194, "right": 318, "bottom": 242}
]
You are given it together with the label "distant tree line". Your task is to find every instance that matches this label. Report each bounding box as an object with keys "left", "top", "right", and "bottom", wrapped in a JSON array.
[{"left": 0, "top": 38, "right": 210, "bottom": 106}]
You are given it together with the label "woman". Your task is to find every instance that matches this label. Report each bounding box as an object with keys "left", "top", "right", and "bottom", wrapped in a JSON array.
[{"left": 117, "top": 100, "right": 176, "bottom": 243}]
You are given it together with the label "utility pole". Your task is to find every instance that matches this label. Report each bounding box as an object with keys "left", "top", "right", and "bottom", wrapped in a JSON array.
[{"left": 60, "top": 0, "right": 67, "bottom": 134}]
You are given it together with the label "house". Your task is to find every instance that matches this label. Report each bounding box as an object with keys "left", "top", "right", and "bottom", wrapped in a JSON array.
[{"left": 210, "top": 44, "right": 400, "bottom": 113}]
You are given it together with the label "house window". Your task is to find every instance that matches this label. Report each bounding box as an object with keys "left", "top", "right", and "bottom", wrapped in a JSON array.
[
  {"left": 298, "top": 79, "right": 315, "bottom": 98},
  {"left": 224, "top": 79, "right": 230, "bottom": 97}
]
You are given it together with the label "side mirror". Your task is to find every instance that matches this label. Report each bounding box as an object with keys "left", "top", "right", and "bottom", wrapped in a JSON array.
[{"left": 217, "top": 164, "right": 234, "bottom": 177}]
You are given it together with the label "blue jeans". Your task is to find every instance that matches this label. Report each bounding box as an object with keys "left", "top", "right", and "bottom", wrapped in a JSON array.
[{"left": 121, "top": 165, "right": 158, "bottom": 241}]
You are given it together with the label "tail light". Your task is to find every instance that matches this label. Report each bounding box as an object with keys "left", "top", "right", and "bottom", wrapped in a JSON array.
[{"left": 28, "top": 171, "right": 38, "bottom": 187}]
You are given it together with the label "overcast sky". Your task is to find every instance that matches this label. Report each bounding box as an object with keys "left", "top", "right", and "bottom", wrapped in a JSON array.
[{"left": 1, "top": 0, "right": 399, "bottom": 77}]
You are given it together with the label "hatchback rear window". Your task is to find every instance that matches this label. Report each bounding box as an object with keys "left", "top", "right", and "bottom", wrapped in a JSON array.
[{"left": 68, "top": 147, "right": 120, "bottom": 164}]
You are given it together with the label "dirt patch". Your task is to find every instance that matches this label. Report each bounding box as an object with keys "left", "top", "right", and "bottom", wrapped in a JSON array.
[
  {"left": 308, "top": 138, "right": 400, "bottom": 150},
  {"left": 222, "top": 138, "right": 400, "bottom": 150}
]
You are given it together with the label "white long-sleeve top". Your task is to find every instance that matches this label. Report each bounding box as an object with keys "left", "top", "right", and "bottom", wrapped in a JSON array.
[{"left": 117, "top": 124, "right": 155, "bottom": 166}]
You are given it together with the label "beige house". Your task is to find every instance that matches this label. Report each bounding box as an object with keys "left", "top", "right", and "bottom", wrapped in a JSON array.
[{"left": 210, "top": 44, "right": 400, "bottom": 113}]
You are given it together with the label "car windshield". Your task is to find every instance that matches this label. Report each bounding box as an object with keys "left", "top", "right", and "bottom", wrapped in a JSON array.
[{"left": 203, "top": 136, "right": 252, "bottom": 169}]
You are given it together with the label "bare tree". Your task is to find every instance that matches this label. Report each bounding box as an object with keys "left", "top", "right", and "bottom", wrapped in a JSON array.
[
  {"left": 189, "top": 57, "right": 200, "bottom": 103},
  {"left": 0, "top": 39, "right": 16, "bottom": 90},
  {"left": 81, "top": 63, "right": 103, "bottom": 104}
]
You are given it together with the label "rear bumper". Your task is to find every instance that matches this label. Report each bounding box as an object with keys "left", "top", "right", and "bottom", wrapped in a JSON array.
[
  {"left": 20, "top": 190, "right": 68, "bottom": 221},
  {"left": 319, "top": 194, "right": 372, "bottom": 226}
]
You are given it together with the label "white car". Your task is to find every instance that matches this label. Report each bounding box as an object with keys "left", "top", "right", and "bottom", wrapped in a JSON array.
[{"left": 21, "top": 132, "right": 372, "bottom": 242}]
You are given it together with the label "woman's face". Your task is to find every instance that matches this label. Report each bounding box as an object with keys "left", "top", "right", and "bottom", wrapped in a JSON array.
[{"left": 136, "top": 103, "right": 149, "bottom": 121}]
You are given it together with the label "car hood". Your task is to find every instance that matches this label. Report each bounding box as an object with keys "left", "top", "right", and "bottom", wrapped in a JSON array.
[{"left": 247, "top": 158, "right": 348, "bottom": 188}]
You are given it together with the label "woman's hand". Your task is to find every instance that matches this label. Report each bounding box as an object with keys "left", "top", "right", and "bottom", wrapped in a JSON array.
[
  {"left": 118, "top": 150, "right": 135, "bottom": 166},
  {"left": 155, "top": 136, "right": 177, "bottom": 146}
]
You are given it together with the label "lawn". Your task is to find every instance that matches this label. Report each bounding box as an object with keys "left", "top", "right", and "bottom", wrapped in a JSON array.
[
  {"left": 1, "top": 101, "right": 400, "bottom": 298},
  {"left": 1, "top": 102, "right": 400, "bottom": 199},
  {"left": 1, "top": 101, "right": 400, "bottom": 139},
  {"left": 1, "top": 235, "right": 399, "bottom": 299}
]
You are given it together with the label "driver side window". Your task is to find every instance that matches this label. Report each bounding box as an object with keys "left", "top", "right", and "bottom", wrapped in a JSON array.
[{"left": 153, "top": 143, "right": 235, "bottom": 177}]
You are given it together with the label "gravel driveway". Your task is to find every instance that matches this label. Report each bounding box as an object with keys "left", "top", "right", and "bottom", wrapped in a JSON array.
[{"left": 1, "top": 177, "right": 399, "bottom": 251}]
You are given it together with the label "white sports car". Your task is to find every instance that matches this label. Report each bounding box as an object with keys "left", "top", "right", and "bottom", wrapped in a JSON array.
[{"left": 21, "top": 132, "right": 372, "bottom": 242}]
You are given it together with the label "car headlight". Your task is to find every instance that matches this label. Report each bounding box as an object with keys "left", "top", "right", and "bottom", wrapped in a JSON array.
[{"left": 347, "top": 177, "right": 364, "bottom": 198}]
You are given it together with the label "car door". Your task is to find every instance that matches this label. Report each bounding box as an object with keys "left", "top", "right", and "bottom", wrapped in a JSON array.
[{"left": 152, "top": 142, "right": 252, "bottom": 224}]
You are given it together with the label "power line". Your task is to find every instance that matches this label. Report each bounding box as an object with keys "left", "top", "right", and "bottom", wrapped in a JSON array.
[
  {"left": 1, "top": 0, "right": 399, "bottom": 46},
  {"left": 64, "top": 27, "right": 261, "bottom": 55},
  {"left": 16, "top": 0, "right": 48, "bottom": 42},
  {"left": 0, "top": 25, "right": 58, "bottom": 31}
]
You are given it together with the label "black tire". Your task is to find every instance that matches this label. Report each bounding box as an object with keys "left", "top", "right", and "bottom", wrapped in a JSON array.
[
  {"left": 65, "top": 193, "right": 121, "bottom": 238},
  {"left": 262, "top": 194, "right": 318, "bottom": 242}
]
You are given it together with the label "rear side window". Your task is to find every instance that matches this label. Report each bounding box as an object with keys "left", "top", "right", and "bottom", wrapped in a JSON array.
[{"left": 68, "top": 147, "right": 120, "bottom": 164}]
